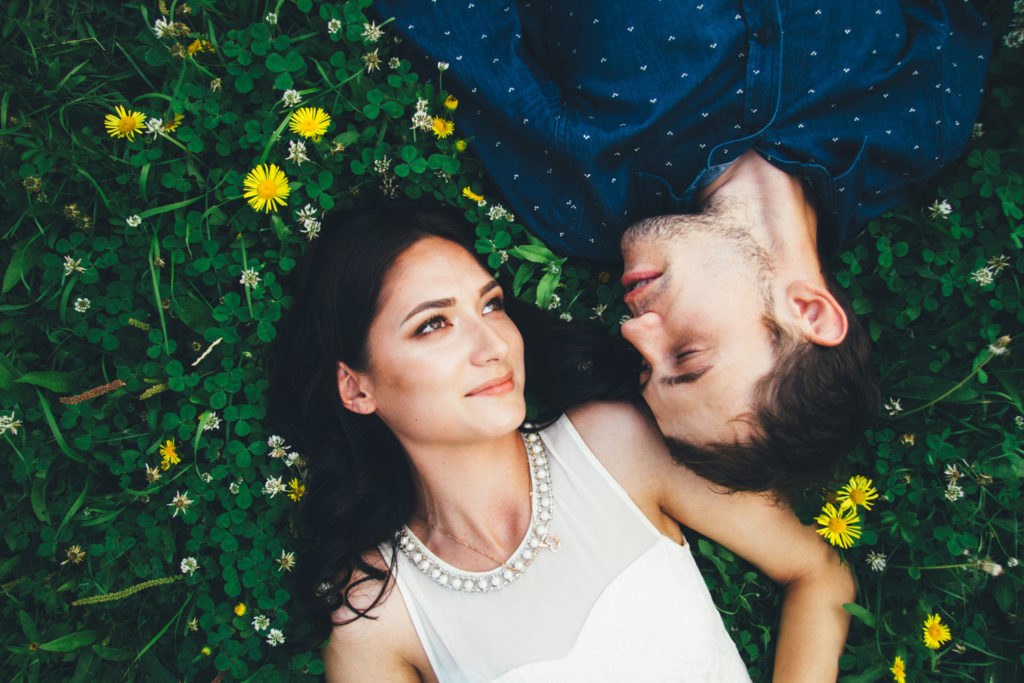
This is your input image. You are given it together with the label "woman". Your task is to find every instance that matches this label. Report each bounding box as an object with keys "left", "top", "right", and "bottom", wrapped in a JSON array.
[{"left": 269, "top": 202, "right": 854, "bottom": 682}]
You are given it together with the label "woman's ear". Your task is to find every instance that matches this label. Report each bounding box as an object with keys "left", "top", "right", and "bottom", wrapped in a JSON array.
[
  {"left": 784, "top": 280, "right": 848, "bottom": 347},
  {"left": 337, "top": 362, "right": 376, "bottom": 415}
]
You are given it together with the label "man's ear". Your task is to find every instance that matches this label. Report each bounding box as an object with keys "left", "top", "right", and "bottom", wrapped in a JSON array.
[
  {"left": 784, "top": 280, "right": 848, "bottom": 347},
  {"left": 336, "top": 362, "right": 376, "bottom": 415}
]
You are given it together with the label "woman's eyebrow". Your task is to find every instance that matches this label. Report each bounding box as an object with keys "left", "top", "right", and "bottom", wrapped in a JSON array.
[{"left": 400, "top": 280, "right": 501, "bottom": 324}]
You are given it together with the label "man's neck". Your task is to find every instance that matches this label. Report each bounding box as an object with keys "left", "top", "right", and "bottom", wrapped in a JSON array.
[{"left": 699, "top": 149, "right": 822, "bottom": 281}]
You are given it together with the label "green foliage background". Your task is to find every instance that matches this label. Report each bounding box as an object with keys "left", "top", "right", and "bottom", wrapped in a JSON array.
[{"left": 0, "top": 0, "right": 1021, "bottom": 680}]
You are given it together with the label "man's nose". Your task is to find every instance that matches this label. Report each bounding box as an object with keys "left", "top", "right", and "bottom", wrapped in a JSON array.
[{"left": 619, "top": 311, "right": 666, "bottom": 362}]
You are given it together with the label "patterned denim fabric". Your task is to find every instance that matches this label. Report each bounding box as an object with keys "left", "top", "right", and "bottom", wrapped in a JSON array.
[{"left": 374, "top": 1, "right": 991, "bottom": 262}]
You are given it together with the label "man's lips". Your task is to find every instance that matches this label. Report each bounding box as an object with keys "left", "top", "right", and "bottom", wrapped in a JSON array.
[
  {"left": 467, "top": 371, "right": 515, "bottom": 397},
  {"left": 621, "top": 269, "right": 662, "bottom": 304}
]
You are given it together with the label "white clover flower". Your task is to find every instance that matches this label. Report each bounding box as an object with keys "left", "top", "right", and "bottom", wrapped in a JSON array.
[
  {"left": 1009, "top": 557, "right": 1019, "bottom": 568},
  {"left": 437, "top": 61, "right": 449, "bottom": 71},
  {"left": 944, "top": 464, "right": 962, "bottom": 482},
  {"left": 285, "top": 451, "right": 301, "bottom": 467},
  {"left": 945, "top": 481, "right": 965, "bottom": 502},
  {"left": 267, "top": 435, "right": 289, "bottom": 458},
  {"left": 590, "top": 303, "right": 607, "bottom": 321},
  {"left": 296, "top": 204, "right": 318, "bottom": 222},
  {"left": 229, "top": 481, "right": 240, "bottom": 494},
  {"left": 240, "top": 268, "right": 261, "bottom": 289},
  {"left": 187, "top": 618, "right": 199, "bottom": 631},
  {"left": 327, "top": 18, "right": 342, "bottom": 35},
  {"left": 153, "top": 17, "right": 172, "bottom": 38},
  {"left": 970, "top": 266, "right": 995, "bottom": 286},
  {"left": 1014, "top": 0, "right": 1024, "bottom": 14},
  {"left": 126, "top": 215, "right": 142, "bottom": 228},
  {"left": 265, "top": 12, "right": 278, "bottom": 25},
  {"left": 74, "top": 297, "right": 91, "bottom": 313},
  {"left": 281, "top": 89, "right": 302, "bottom": 107},
  {"left": 202, "top": 411, "right": 221, "bottom": 431},
  {"left": 971, "top": 122, "right": 984, "bottom": 139},
  {"left": 619, "top": 314, "right": 632, "bottom": 326},
  {"left": 415, "top": 98, "right": 429, "bottom": 113},
  {"left": 266, "top": 628, "right": 285, "bottom": 646},
  {"left": 487, "top": 204, "right": 510, "bottom": 221},
  {"left": 180, "top": 557, "right": 200, "bottom": 575},
  {"left": 389, "top": 57, "right": 401, "bottom": 69},
  {"left": 546, "top": 293, "right": 561, "bottom": 311},
  {"left": 0, "top": 412, "right": 23, "bottom": 437},
  {"left": 145, "top": 118, "right": 164, "bottom": 140},
  {"left": 1016, "top": 416, "right": 1024, "bottom": 429},
  {"left": 286, "top": 139, "right": 309, "bottom": 166},
  {"left": 63, "top": 256, "right": 86, "bottom": 275},
  {"left": 865, "top": 551, "right": 887, "bottom": 572},
  {"left": 1004, "top": 30, "right": 1024, "bottom": 49},
  {"left": 362, "top": 21, "right": 384, "bottom": 42},
  {"left": 410, "top": 110, "right": 433, "bottom": 131},
  {"left": 300, "top": 218, "right": 321, "bottom": 240},
  {"left": 927, "top": 199, "right": 953, "bottom": 220},
  {"left": 883, "top": 397, "right": 902, "bottom": 416},
  {"left": 199, "top": 472, "right": 213, "bottom": 483},
  {"left": 263, "top": 476, "right": 286, "bottom": 498},
  {"left": 373, "top": 156, "right": 392, "bottom": 175},
  {"left": 559, "top": 312, "right": 573, "bottom": 322},
  {"left": 252, "top": 614, "right": 271, "bottom": 631},
  {"left": 987, "top": 254, "right": 1011, "bottom": 273}
]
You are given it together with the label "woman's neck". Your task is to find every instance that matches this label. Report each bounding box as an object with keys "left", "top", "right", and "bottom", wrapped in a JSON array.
[{"left": 404, "top": 428, "right": 533, "bottom": 569}]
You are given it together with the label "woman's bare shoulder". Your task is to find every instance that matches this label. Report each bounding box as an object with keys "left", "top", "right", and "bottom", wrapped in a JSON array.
[{"left": 322, "top": 549, "right": 433, "bottom": 683}]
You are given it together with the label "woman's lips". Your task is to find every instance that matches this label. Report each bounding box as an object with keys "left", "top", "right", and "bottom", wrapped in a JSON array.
[{"left": 467, "top": 371, "right": 515, "bottom": 397}]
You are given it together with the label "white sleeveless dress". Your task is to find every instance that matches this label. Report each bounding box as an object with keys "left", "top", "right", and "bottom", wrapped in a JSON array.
[{"left": 382, "top": 414, "right": 753, "bottom": 682}]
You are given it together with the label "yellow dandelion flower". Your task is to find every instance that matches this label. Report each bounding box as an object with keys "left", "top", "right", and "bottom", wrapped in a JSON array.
[
  {"left": 159, "top": 439, "right": 180, "bottom": 470},
  {"left": 201, "top": 646, "right": 212, "bottom": 656},
  {"left": 432, "top": 116, "right": 455, "bottom": 139},
  {"left": 462, "top": 186, "right": 485, "bottom": 204},
  {"left": 288, "top": 107, "right": 331, "bottom": 139},
  {"left": 455, "top": 139, "right": 468, "bottom": 152},
  {"left": 890, "top": 655, "right": 906, "bottom": 683},
  {"left": 922, "top": 613, "right": 951, "bottom": 649},
  {"left": 443, "top": 95, "right": 459, "bottom": 111},
  {"left": 104, "top": 105, "right": 147, "bottom": 141},
  {"left": 813, "top": 503, "right": 861, "bottom": 549},
  {"left": 233, "top": 602, "right": 246, "bottom": 616},
  {"left": 187, "top": 39, "right": 214, "bottom": 56},
  {"left": 836, "top": 475, "right": 879, "bottom": 512},
  {"left": 163, "top": 113, "right": 184, "bottom": 132},
  {"left": 243, "top": 164, "right": 291, "bottom": 213},
  {"left": 287, "top": 478, "right": 305, "bottom": 502}
]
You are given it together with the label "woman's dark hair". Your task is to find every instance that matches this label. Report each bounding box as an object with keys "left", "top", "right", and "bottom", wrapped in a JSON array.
[{"left": 268, "top": 200, "right": 639, "bottom": 649}]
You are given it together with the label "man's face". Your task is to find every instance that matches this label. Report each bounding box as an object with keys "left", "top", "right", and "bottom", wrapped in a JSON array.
[{"left": 619, "top": 214, "right": 779, "bottom": 446}]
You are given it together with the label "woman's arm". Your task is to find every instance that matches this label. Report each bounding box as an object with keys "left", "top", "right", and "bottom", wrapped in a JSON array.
[
  {"left": 569, "top": 402, "right": 855, "bottom": 682},
  {"left": 322, "top": 556, "right": 432, "bottom": 683}
]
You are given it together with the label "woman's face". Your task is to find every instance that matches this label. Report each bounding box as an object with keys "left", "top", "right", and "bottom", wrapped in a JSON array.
[{"left": 351, "top": 236, "right": 526, "bottom": 448}]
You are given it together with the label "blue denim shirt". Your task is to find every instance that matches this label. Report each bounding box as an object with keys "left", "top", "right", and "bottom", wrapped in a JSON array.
[{"left": 375, "top": 1, "right": 991, "bottom": 262}]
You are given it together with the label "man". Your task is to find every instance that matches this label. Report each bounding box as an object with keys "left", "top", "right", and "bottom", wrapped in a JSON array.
[{"left": 375, "top": 1, "right": 991, "bottom": 492}]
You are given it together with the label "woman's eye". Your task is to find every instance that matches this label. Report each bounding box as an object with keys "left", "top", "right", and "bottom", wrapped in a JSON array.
[
  {"left": 482, "top": 296, "right": 504, "bottom": 314},
  {"left": 415, "top": 315, "right": 450, "bottom": 336}
]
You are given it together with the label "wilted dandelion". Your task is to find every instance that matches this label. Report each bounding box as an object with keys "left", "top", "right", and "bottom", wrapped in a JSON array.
[
  {"left": 63, "top": 256, "right": 86, "bottom": 275},
  {"left": 144, "top": 463, "right": 162, "bottom": 483},
  {"left": 62, "top": 545, "right": 86, "bottom": 565},
  {"left": 168, "top": 490, "right": 194, "bottom": 518},
  {"left": 276, "top": 550, "right": 296, "bottom": 572},
  {"left": 363, "top": 49, "right": 382, "bottom": 73}
]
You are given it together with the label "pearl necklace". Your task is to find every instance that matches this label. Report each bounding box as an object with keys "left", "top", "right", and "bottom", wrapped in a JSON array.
[{"left": 396, "top": 428, "right": 560, "bottom": 593}]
